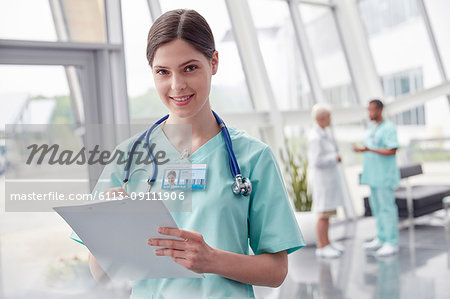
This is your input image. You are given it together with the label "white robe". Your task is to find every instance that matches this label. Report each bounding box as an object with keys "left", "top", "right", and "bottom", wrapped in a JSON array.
[{"left": 307, "top": 125, "right": 344, "bottom": 212}]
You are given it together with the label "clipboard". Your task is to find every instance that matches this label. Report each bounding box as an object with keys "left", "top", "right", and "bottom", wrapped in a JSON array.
[{"left": 53, "top": 199, "right": 203, "bottom": 280}]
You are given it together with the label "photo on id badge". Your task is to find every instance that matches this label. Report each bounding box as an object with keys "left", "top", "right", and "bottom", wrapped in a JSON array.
[{"left": 162, "top": 164, "right": 207, "bottom": 190}]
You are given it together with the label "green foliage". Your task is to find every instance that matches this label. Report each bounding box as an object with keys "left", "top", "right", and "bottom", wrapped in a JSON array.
[
  {"left": 31, "top": 95, "right": 75, "bottom": 124},
  {"left": 46, "top": 255, "right": 89, "bottom": 287},
  {"left": 52, "top": 95, "right": 75, "bottom": 124},
  {"left": 280, "top": 148, "right": 312, "bottom": 212}
]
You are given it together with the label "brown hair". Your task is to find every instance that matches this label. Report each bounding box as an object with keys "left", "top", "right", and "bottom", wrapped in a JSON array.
[{"left": 146, "top": 9, "right": 216, "bottom": 67}]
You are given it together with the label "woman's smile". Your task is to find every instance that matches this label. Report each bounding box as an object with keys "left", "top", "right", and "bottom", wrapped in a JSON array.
[{"left": 169, "top": 94, "right": 194, "bottom": 106}]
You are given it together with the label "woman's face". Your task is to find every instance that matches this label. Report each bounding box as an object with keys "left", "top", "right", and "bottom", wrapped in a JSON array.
[
  {"left": 316, "top": 112, "right": 331, "bottom": 128},
  {"left": 152, "top": 39, "right": 218, "bottom": 120},
  {"left": 167, "top": 174, "right": 176, "bottom": 185}
]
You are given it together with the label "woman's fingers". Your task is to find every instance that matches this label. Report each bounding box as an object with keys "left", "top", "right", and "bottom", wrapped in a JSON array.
[
  {"left": 148, "top": 238, "right": 186, "bottom": 250},
  {"left": 149, "top": 227, "right": 213, "bottom": 273},
  {"left": 154, "top": 248, "right": 185, "bottom": 258},
  {"left": 171, "top": 257, "right": 198, "bottom": 272},
  {"left": 157, "top": 227, "right": 201, "bottom": 242}
]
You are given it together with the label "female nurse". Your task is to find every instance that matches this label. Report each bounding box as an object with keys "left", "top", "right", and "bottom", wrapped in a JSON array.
[{"left": 84, "top": 9, "right": 304, "bottom": 298}]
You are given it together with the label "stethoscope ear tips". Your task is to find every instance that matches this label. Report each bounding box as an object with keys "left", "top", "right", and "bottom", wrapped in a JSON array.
[{"left": 232, "top": 175, "right": 252, "bottom": 197}]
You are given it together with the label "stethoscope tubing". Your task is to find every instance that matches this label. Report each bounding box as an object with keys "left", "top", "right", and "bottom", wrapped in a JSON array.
[
  {"left": 211, "top": 111, "right": 240, "bottom": 177},
  {"left": 123, "top": 111, "right": 242, "bottom": 186}
]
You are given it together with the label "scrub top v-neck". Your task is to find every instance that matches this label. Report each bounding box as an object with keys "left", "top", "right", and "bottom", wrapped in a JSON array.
[{"left": 73, "top": 125, "right": 305, "bottom": 299}]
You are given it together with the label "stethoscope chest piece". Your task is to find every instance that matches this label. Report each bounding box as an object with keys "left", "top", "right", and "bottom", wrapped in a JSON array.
[
  {"left": 232, "top": 175, "right": 252, "bottom": 197},
  {"left": 124, "top": 110, "right": 252, "bottom": 197}
]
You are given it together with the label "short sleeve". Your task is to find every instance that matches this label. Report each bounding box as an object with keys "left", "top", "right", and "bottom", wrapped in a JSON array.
[
  {"left": 382, "top": 124, "right": 399, "bottom": 149},
  {"left": 248, "top": 147, "right": 305, "bottom": 255}
]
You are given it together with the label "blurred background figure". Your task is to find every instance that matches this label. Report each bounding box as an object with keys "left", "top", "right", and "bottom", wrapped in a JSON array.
[
  {"left": 308, "top": 104, "right": 345, "bottom": 259},
  {"left": 354, "top": 99, "right": 400, "bottom": 257}
]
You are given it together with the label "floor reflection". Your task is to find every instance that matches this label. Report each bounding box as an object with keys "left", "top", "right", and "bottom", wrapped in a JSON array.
[
  {"left": 372, "top": 255, "right": 399, "bottom": 299},
  {"left": 255, "top": 218, "right": 450, "bottom": 299},
  {"left": 1, "top": 215, "right": 449, "bottom": 298}
]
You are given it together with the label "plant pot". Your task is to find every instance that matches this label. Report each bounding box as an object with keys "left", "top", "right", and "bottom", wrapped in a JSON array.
[{"left": 295, "top": 211, "right": 317, "bottom": 246}]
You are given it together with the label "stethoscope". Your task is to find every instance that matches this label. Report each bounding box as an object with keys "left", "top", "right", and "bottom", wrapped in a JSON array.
[{"left": 122, "top": 110, "right": 252, "bottom": 197}]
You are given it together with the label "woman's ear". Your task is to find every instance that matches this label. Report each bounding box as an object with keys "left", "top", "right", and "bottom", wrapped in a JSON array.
[{"left": 211, "top": 51, "right": 219, "bottom": 75}]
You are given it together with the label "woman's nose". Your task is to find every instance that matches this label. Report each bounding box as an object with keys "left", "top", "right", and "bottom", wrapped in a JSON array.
[{"left": 171, "top": 74, "right": 187, "bottom": 91}]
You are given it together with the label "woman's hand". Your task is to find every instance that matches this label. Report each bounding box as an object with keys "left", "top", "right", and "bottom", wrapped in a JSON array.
[
  {"left": 148, "top": 227, "right": 216, "bottom": 274},
  {"left": 149, "top": 227, "right": 287, "bottom": 287},
  {"left": 88, "top": 252, "right": 110, "bottom": 284}
]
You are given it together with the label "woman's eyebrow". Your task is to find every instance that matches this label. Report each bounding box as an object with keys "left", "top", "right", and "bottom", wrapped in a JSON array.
[
  {"left": 178, "top": 59, "right": 200, "bottom": 67},
  {"left": 153, "top": 59, "right": 200, "bottom": 70}
]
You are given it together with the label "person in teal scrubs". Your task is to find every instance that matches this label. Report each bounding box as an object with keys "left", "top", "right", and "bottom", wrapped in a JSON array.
[
  {"left": 77, "top": 9, "right": 305, "bottom": 298},
  {"left": 354, "top": 99, "right": 400, "bottom": 257}
]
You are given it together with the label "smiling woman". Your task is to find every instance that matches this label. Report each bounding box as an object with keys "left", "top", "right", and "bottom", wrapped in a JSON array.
[
  {"left": 151, "top": 39, "right": 218, "bottom": 122},
  {"left": 82, "top": 9, "right": 305, "bottom": 299}
]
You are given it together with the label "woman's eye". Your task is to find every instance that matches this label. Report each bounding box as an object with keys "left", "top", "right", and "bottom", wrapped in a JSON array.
[
  {"left": 185, "top": 65, "right": 198, "bottom": 72},
  {"left": 155, "top": 69, "right": 168, "bottom": 75}
]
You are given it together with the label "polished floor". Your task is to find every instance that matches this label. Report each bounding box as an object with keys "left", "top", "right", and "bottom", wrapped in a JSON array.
[
  {"left": 255, "top": 217, "right": 450, "bottom": 299},
  {"left": 1, "top": 210, "right": 449, "bottom": 298}
]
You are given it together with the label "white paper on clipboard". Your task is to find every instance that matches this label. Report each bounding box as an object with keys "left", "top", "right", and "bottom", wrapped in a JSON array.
[{"left": 53, "top": 199, "right": 203, "bottom": 281}]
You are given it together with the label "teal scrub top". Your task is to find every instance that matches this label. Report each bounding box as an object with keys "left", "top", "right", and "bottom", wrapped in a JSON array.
[
  {"left": 360, "top": 120, "right": 400, "bottom": 188},
  {"left": 72, "top": 125, "right": 305, "bottom": 299}
]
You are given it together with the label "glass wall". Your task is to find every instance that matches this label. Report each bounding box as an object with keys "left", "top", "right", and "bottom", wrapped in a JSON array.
[
  {"left": 425, "top": 0, "right": 450, "bottom": 77},
  {"left": 382, "top": 68, "right": 426, "bottom": 125},
  {"left": 358, "top": 0, "right": 450, "bottom": 149},
  {"left": 121, "top": 0, "right": 165, "bottom": 121},
  {"left": 248, "top": 0, "right": 311, "bottom": 110},
  {"left": 0, "top": 0, "right": 107, "bottom": 43},
  {"left": 298, "top": 4, "right": 357, "bottom": 107},
  {"left": 0, "top": 0, "right": 57, "bottom": 41},
  {"left": 160, "top": 0, "right": 253, "bottom": 114},
  {"left": 359, "top": 0, "right": 420, "bottom": 36},
  {"left": 0, "top": 65, "right": 94, "bottom": 297}
]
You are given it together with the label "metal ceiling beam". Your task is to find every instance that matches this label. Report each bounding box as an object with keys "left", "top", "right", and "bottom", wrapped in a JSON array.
[
  {"left": 333, "top": 0, "right": 384, "bottom": 104},
  {"left": 225, "top": 0, "right": 287, "bottom": 156},
  {"left": 296, "top": 0, "right": 335, "bottom": 8},
  {"left": 146, "top": 0, "right": 162, "bottom": 22},
  {"left": 385, "top": 80, "right": 450, "bottom": 115},
  {"left": 134, "top": 79, "right": 450, "bottom": 127},
  {"left": 417, "top": 0, "right": 450, "bottom": 106},
  {"left": 287, "top": 0, "right": 327, "bottom": 104}
]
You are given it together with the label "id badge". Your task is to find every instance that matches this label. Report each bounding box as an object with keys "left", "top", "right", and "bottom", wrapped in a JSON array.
[{"left": 162, "top": 164, "right": 207, "bottom": 190}]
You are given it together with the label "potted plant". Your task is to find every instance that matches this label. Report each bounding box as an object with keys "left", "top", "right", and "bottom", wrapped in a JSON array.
[{"left": 280, "top": 149, "right": 317, "bottom": 245}]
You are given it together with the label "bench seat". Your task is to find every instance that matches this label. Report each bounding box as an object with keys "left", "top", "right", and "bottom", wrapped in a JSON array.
[{"left": 364, "top": 185, "right": 450, "bottom": 218}]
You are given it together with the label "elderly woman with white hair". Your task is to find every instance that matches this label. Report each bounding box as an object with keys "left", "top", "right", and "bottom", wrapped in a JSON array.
[{"left": 308, "top": 104, "right": 345, "bottom": 258}]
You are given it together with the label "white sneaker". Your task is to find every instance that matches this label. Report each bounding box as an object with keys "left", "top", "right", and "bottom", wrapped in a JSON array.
[
  {"left": 376, "top": 243, "right": 398, "bottom": 257},
  {"left": 363, "top": 238, "right": 382, "bottom": 251},
  {"left": 315, "top": 245, "right": 341, "bottom": 259},
  {"left": 331, "top": 242, "right": 345, "bottom": 253}
]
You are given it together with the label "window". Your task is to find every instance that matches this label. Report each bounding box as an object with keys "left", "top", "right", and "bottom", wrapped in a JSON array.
[
  {"left": 298, "top": 4, "right": 356, "bottom": 107},
  {"left": 121, "top": 0, "right": 166, "bottom": 121},
  {"left": 381, "top": 68, "right": 426, "bottom": 125},
  {"left": 0, "top": 0, "right": 107, "bottom": 43},
  {"left": 359, "top": 0, "right": 420, "bottom": 36},
  {"left": 159, "top": 0, "right": 253, "bottom": 114},
  {"left": 248, "top": 0, "right": 311, "bottom": 110},
  {"left": 323, "top": 84, "right": 357, "bottom": 107},
  {"left": 0, "top": 0, "right": 57, "bottom": 41},
  {"left": 425, "top": 0, "right": 450, "bottom": 77}
]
